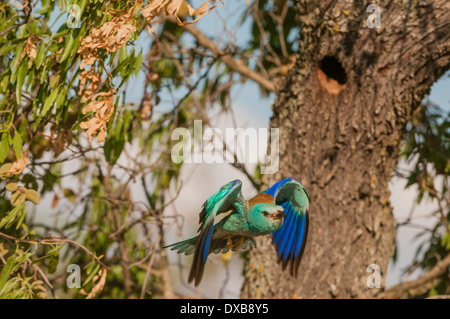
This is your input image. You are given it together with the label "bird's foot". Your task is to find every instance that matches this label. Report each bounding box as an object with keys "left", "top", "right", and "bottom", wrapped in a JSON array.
[
  {"left": 225, "top": 234, "right": 233, "bottom": 251},
  {"left": 233, "top": 236, "right": 245, "bottom": 251}
]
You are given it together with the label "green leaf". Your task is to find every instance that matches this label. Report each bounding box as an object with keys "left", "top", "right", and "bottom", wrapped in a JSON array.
[
  {"left": 78, "top": 0, "right": 89, "bottom": 16},
  {"left": 35, "top": 43, "right": 46, "bottom": 69},
  {"left": 11, "top": 192, "right": 25, "bottom": 207},
  {"left": 52, "top": 28, "right": 70, "bottom": 39},
  {"left": 134, "top": 50, "right": 142, "bottom": 77},
  {"left": 0, "top": 133, "right": 9, "bottom": 164},
  {"left": 441, "top": 232, "right": 450, "bottom": 250},
  {"left": 0, "top": 204, "right": 24, "bottom": 229},
  {"left": 119, "top": 46, "right": 127, "bottom": 63},
  {"left": 59, "top": 33, "right": 75, "bottom": 63},
  {"left": 0, "top": 44, "right": 16, "bottom": 56},
  {"left": 57, "top": 0, "right": 65, "bottom": 11},
  {"left": 0, "top": 74, "right": 9, "bottom": 94},
  {"left": 12, "top": 131, "right": 22, "bottom": 159},
  {"left": 104, "top": 134, "right": 125, "bottom": 166},
  {"left": 428, "top": 286, "right": 439, "bottom": 297},
  {"left": 25, "top": 189, "right": 40, "bottom": 204},
  {"left": 0, "top": 257, "right": 14, "bottom": 290},
  {"left": 39, "top": 58, "right": 49, "bottom": 85},
  {"left": 56, "top": 87, "right": 67, "bottom": 110},
  {"left": 49, "top": 74, "right": 60, "bottom": 89},
  {"left": 62, "top": 188, "right": 77, "bottom": 202},
  {"left": 104, "top": 116, "right": 125, "bottom": 166},
  {"left": 37, "top": 0, "right": 52, "bottom": 14},
  {"left": 16, "top": 62, "right": 27, "bottom": 105},
  {"left": 11, "top": 47, "right": 24, "bottom": 82},
  {"left": 111, "top": 56, "right": 131, "bottom": 78},
  {"left": 15, "top": 206, "right": 26, "bottom": 230},
  {"left": 83, "top": 263, "right": 101, "bottom": 287},
  {"left": 5, "top": 183, "right": 18, "bottom": 191},
  {"left": 0, "top": 163, "right": 12, "bottom": 176},
  {"left": 17, "top": 24, "right": 27, "bottom": 39},
  {"left": 47, "top": 252, "right": 59, "bottom": 275},
  {"left": 41, "top": 86, "right": 60, "bottom": 116}
]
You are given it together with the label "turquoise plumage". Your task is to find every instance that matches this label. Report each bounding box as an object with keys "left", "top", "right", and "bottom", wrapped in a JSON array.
[{"left": 164, "top": 177, "right": 310, "bottom": 286}]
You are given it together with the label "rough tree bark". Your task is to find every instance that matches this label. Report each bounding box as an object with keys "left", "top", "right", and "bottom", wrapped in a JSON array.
[{"left": 241, "top": 0, "right": 450, "bottom": 298}]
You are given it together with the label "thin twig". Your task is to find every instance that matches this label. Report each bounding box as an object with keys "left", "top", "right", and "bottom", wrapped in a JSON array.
[
  {"left": 384, "top": 253, "right": 450, "bottom": 298},
  {"left": 140, "top": 245, "right": 157, "bottom": 299},
  {"left": 36, "top": 132, "right": 78, "bottom": 154},
  {"left": 0, "top": 232, "right": 109, "bottom": 270},
  {"left": 31, "top": 262, "right": 57, "bottom": 299},
  {"left": 173, "top": 17, "right": 276, "bottom": 93}
]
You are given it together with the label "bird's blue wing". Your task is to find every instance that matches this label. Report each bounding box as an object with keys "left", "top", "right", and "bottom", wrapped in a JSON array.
[
  {"left": 189, "top": 179, "right": 245, "bottom": 286},
  {"left": 263, "top": 177, "right": 310, "bottom": 277}
]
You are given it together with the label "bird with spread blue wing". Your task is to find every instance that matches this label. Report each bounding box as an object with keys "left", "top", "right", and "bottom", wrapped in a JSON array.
[
  {"left": 263, "top": 177, "right": 310, "bottom": 277},
  {"left": 164, "top": 177, "right": 310, "bottom": 286}
]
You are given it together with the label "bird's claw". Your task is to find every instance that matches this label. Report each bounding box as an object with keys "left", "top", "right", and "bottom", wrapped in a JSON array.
[
  {"left": 233, "top": 235, "right": 245, "bottom": 251},
  {"left": 225, "top": 234, "right": 233, "bottom": 251}
]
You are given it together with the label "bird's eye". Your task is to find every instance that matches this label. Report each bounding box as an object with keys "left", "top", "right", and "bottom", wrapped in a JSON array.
[{"left": 262, "top": 211, "right": 269, "bottom": 217}]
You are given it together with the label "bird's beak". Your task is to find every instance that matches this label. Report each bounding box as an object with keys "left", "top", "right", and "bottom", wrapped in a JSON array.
[{"left": 272, "top": 210, "right": 286, "bottom": 220}]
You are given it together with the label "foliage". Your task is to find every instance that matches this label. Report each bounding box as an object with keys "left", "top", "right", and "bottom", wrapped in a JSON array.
[
  {"left": 398, "top": 100, "right": 450, "bottom": 297},
  {"left": 0, "top": 0, "right": 222, "bottom": 299}
]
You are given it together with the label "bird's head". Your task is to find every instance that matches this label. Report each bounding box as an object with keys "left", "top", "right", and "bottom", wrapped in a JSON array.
[{"left": 247, "top": 193, "right": 285, "bottom": 234}]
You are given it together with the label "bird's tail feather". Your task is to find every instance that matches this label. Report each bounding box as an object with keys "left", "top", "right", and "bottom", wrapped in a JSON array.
[
  {"left": 164, "top": 236, "right": 198, "bottom": 255},
  {"left": 165, "top": 235, "right": 257, "bottom": 286}
]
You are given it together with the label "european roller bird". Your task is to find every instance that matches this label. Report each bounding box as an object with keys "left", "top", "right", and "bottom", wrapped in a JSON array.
[{"left": 165, "top": 177, "right": 310, "bottom": 286}]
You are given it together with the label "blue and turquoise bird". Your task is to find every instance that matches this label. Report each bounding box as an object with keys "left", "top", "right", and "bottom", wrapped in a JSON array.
[{"left": 165, "top": 177, "right": 310, "bottom": 286}]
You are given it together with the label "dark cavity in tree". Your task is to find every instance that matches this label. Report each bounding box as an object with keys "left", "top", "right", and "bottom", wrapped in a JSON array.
[{"left": 320, "top": 56, "right": 347, "bottom": 85}]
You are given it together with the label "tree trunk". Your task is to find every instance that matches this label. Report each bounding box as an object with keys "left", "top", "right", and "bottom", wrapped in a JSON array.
[{"left": 241, "top": 0, "right": 450, "bottom": 299}]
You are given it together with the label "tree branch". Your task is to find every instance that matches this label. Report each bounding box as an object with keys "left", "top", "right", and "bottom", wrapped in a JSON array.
[
  {"left": 384, "top": 253, "right": 450, "bottom": 299},
  {"left": 31, "top": 262, "right": 57, "bottom": 299},
  {"left": 175, "top": 19, "right": 277, "bottom": 93},
  {"left": 0, "top": 232, "right": 110, "bottom": 270}
]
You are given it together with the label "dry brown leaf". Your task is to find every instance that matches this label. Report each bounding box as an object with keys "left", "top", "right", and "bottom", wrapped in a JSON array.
[
  {"left": 51, "top": 193, "right": 60, "bottom": 209},
  {"left": 174, "top": 0, "right": 210, "bottom": 25},
  {"left": 18, "top": 35, "right": 38, "bottom": 68},
  {"left": 141, "top": 0, "right": 221, "bottom": 32},
  {"left": 0, "top": 151, "right": 29, "bottom": 179},
  {"left": 165, "top": 0, "right": 184, "bottom": 16},
  {"left": 76, "top": 1, "right": 219, "bottom": 143},
  {"left": 79, "top": 267, "right": 108, "bottom": 299},
  {"left": 78, "top": 69, "right": 101, "bottom": 102},
  {"left": 140, "top": 101, "right": 152, "bottom": 120},
  {"left": 178, "top": 0, "right": 189, "bottom": 16},
  {"left": 141, "top": 0, "right": 167, "bottom": 24},
  {"left": 149, "top": 73, "right": 159, "bottom": 82},
  {"left": 76, "top": 9, "right": 137, "bottom": 143},
  {"left": 80, "top": 89, "right": 115, "bottom": 142},
  {"left": 78, "top": 16, "right": 136, "bottom": 70}
]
